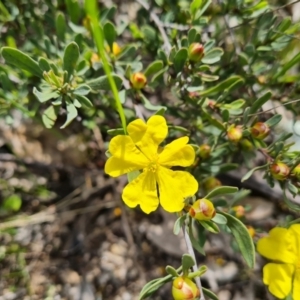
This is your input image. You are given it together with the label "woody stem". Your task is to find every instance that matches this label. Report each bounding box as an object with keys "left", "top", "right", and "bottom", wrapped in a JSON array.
[{"left": 183, "top": 225, "right": 205, "bottom": 300}]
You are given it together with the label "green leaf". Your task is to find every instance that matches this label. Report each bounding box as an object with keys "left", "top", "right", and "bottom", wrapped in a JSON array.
[
  {"left": 205, "top": 186, "right": 238, "bottom": 199},
  {"left": 201, "top": 47, "right": 224, "bottom": 64},
  {"left": 73, "top": 84, "right": 91, "bottom": 96},
  {"left": 144, "top": 60, "right": 164, "bottom": 77},
  {"left": 199, "top": 220, "right": 220, "bottom": 233},
  {"left": 1, "top": 47, "right": 43, "bottom": 77},
  {"left": 195, "top": 0, "right": 212, "bottom": 19},
  {"left": 220, "top": 212, "right": 255, "bottom": 268},
  {"left": 249, "top": 91, "right": 272, "bottom": 114},
  {"left": 42, "top": 105, "right": 58, "bottom": 129},
  {"left": 283, "top": 188, "right": 300, "bottom": 211},
  {"left": 3, "top": 195, "right": 22, "bottom": 212},
  {"left": 241, "top": 164, "right": 268, "bottom": 182},
  {"left": 118, "top": 89, "right": 126, "bottom": 104},
  {"left": 87, "top": 74, "right": 123, "bottom": 91},
  {"left": 157, "top": 49, "right": 168, "bottom": 65},
  {"left": 33, "top": 87, "right": 59, "bottom": 103},
  {"left": 173, "top": 48, "right": 188, "bottom": 73},
  {"left": 173, "top": 215, "right": 186, "bottom": 235},
  {"left": 139, "top": 274, "right": 173, "bottom": 300},
  {"left": 103, "top": 21, "right": 117, "bottom": 50},
  {"left": 151, "top": 66, "right": 169, "bottom": 83},
  {"left": 202, "top": 109, "right": 225, "bottom": 130},
  {"left": 117, "top": 45, "right": 137, "bottom": 60},
  {"left": 55, "top": 12, "right": 66, "bottom": 41},
  {"left": 107, "top": 128, "right": 124, "bottom": 136},
  {"left": 203, "top": 287, "right": 219, "bottom": 300},
  {"left": 190, "top": 0, "right": 202, "bottom": 18},
  {"left": 165, "top": 266, "right": 179, "bottom": 277},
  {"left": 200, "top": 76, "right": 244, "bottom": 97},
  {"left": 60, "top": 99, "right": 78, "bottom": 129},
  {"left": 140, "top": 93, "right": 166, "bottom": 111},
  {"left": 212, "top": 213, "right": 227, "bottom": 225},
  {"left": 65, "top": 0, "right": 81, "bottom": 23},
  {"left": 75, "top": 94, "right": 93, "bottom": 108},
  {"left": 188, "top": 28, "right": 197, "bottom": 44},
  {"left": 274, "top": 52, "right": 300, "bottom": 80},
  {"left": 182, "top": 254, "right": 195, "bottom": 276},
  {"left": 63, "top": 42, "right": 80, "bottom": 81},
  {"left": 188, "top": 223, "right": 205, "bottom": 255},
  {"left": 287, "top": 182, "right": 298, "bottom": 197},
  {"left": 265, "top": 114, "right": 282, "bottom": 127},
  {"left": 222, "top": 99, "right": 245, "bottom": 110},
  {"left": 38, "top": 57, "right": 51, "bottom": 72}
]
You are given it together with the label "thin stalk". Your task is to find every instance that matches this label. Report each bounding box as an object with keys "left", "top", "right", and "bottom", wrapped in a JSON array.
[
  {"left": 85, "top": 0, "right": 127, "bottom": 133},
  {"left": 183, "top": 225, "right": 205, "bottom": 300}
]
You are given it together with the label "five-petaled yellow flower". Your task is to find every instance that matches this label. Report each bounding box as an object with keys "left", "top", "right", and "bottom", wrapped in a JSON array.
[
  {"left": 257, "top": 224, "right": 300, "bottom": 300},
  {"left": 105, "top": 115, "right": 198, "bottom": 213}
]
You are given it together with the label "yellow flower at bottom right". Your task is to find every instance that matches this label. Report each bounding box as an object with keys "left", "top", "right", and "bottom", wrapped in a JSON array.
[{"left": 257, "top": 224, "right": 300, "bottom": 300}]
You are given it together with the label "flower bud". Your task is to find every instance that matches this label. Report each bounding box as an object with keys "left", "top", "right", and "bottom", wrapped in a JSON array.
[
  {"left": 292, "top": 164, "right": 300, "bottom": 180},
  {"left": 247, "top": 226, "right": 256, "bottom": 238},
  {"left": 172, "top": 277, "right": 200, "bottom": 300},
  {"left": 232, "top": 206, "right": 245, "bottom": 218},
  {"left": 189, "top": 199, "right": 216, "bottom": 221},
  {"left": 112, "top": 42, "right": 121, "bottom": 56},
  {"left": 203, "top": 177, "right": 221, "bottom": 192},
  {"left": 227, "top": 126, "right": 243, "bottom": 143},
  {"left": 251, "top": 122, "right": 270, "bottom": 140},
  {"left": 90, "top": 52, "right": 100, "bottom": 63},
  {"left": 270, "top": 162, "right": 290, "bottom": 180},
  {"left": 199, "top": 144, "right": 211, "bottom": 159},
  {"left": 240, "top": 139, "right": 253, "bottom": 151},
  {"left": 188, "top": 43, "right": 204, "bottom": 62},
  {"left": 130, "top": 72, "right": 147, "bottom": 89}
]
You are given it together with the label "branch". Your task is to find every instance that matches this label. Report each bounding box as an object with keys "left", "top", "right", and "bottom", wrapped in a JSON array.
[
  {"left": 136, "top": 0, "right": 172, "bottom": 54},
  {"left": 183, "top": 225, "right": 205, "bottom": 300}
]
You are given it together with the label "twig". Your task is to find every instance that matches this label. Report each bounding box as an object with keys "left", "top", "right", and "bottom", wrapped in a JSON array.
[
  {"left": 136, "top": 0, "right": 172, "bottom": 53},
  {"left": 183, "top": 225, "right": 204, "bottom": 300},
  {"left": 218, "top": 0, "right": 240, "bottom": 54}
]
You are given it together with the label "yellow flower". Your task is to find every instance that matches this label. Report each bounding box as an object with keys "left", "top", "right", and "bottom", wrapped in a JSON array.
[
  {"left": 257, "top": 224, "right": 300, "bottom": 300},
  {"left": 105, "top": 115, "right": 198, "bottom": 214}
]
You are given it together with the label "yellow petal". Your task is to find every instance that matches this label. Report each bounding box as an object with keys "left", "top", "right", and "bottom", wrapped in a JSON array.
[
  {"left": 257, "top": 227, "right": 296, "bottom": 264},
  {"left": 127, "top": 119, "right": 148, "bottom": 143},
  {"left": 157, "top": 167, "right": 198, "bottom": 213},
  {"left": 122, "top": 170, "right": 159, "bottom": 214},
  {"left": 105, "top": 157, "right": 141, "bottom": 177},
  {"left": 159, "top": 136, "right": 195, "bottom": 167},
  {"left": 127, "top": 115, "right": 168, "bottom": 156},
  {"left": 108, "top": 135, "right": 149, "bottom": 165},
  {"left": 263, "top": 263, "right": 293, "bottom": 299},
  {"left": 289, "top": 224, "right": 300, "bottom": 256},
  {"left": 293, "top": 270, "right": 300, "bottom": 300}
]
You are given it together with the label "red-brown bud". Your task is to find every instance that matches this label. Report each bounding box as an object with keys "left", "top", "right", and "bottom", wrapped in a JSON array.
[
  {"left": 130, "top": 72, "right": 147, "bottom": 89},
  {"left": 172, "top": 277, "right": 200, "bottom": 300},
  {"left": 199, "top": 144, "right": 211, "bottom": 159},
  {"left": 189, "top": 199, "right": 216, "bottom": 221},
  {"left": 227, "top": 125, "right": 243, "bottom": 143},
  {"left": 270, "top": 162, "right": 290, "bottom": 180},
  {"left": 251, "top": 122, "right": 270, "bottom": 140},
  {"left": 188, "top": 43, "right": 204, "bottom": 62}
]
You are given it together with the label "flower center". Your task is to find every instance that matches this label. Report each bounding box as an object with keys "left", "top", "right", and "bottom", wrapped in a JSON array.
[{"left": 147, "top": 158, "right": 159, "bottom": 173}]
